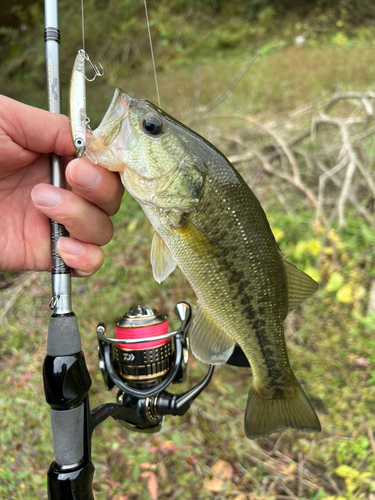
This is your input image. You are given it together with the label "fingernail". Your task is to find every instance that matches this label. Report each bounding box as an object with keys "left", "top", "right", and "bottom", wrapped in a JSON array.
[
  {"left": 74, "top": 270, "right": 93, "bottom": 277},
  {"left": 58, "top": 238, "right": 84, "bottom": 255},
  {"left": 32, "top": 185, "right": 61, "bottom": 207},
  {"left": 70, "top": 160, "right": 101, "bottom": 189}
]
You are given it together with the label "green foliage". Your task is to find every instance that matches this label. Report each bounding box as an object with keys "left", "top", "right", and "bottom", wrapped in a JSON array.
[{"left": 2, "top": 0, "right": 375, "bottom": 110}]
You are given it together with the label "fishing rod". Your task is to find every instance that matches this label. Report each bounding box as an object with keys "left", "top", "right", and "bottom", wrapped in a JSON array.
[
  {"left": 42, "top": 1, "right": 249, "bottom": 498},
  {"left": 43, "top": 0, "right": 94, "bottom": 497}
]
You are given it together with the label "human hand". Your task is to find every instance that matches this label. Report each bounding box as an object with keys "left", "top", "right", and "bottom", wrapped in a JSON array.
[{"left": 0, "top": 95, "right": 124, "bottom": 277}]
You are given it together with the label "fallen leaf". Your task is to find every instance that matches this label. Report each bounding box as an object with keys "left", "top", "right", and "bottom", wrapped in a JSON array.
[
  {"left": 336, "top": 283, "right": 353, "bottom": 304},
  {"left": 211, "top": 459, "right": 233, "bottom": 479},
  {"left": 326, "top": 271, "right": 344, "bottom": 292},
  {"left": 140, "top": 462, "right": 154, "bottom": 470},
  {"left": 203, "top": 459, "right": 234, "bottom": 492},
  {"left": 149, "top": 440, "right": 182, "bottom": 454},
  {"left": 356, "top": 357, "right": 370, "bottom": 367},
  {"left": 281, "top": 462, "right": 296, "bottom": 475},
  {"left": 141, "top": 471, "right": 158, "bottom": 500},
  {"left": 105, "top": 479, "right": 122, "bottom": 488},
  {"left": 233, "top": 494, "right": 248, "bottom": 500},
  {"left": 158, "top": 461, "right": 168, "bottom": 480}
]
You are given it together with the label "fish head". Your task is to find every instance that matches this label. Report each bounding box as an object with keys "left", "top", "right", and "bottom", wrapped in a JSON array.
[
  {"left": 86, "top": 88, "right": 205, "bottom": 210},
  {"left": 86, "top": 89, "right": 189, "bottom": 176}
]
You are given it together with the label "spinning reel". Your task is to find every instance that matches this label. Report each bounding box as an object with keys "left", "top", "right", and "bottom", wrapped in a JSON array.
[{"left": 94, "top": 302, "right": 214, "bottom": 433}]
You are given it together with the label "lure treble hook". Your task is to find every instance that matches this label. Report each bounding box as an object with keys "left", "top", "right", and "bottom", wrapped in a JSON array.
[{"left": 83, "top": 50, "right": 104, "bottom": 82}]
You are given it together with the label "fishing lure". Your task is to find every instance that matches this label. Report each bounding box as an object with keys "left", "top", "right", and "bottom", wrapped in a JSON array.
[{"left": 69, "top": 49, "right": 103, "bottom": 157}]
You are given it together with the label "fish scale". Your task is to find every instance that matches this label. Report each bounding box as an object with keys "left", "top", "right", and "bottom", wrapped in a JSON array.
[{"left": 86, "top": 88, "right": 321, "bottom": 439}]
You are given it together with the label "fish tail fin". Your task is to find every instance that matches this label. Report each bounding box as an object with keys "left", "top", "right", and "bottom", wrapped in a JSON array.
[{"left": 244, "top": 380, "right": 321, "bottom": 440}]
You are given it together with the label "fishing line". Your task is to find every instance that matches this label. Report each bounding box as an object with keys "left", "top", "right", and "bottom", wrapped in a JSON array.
[
  {"left": 143, "top": 0, "right": 161, "bottom": 107},
  {"left": 81, "top": 0, "right": 85, "bottom": 52}
]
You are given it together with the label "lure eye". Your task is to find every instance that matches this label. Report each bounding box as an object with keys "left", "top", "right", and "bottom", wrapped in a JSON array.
[{"left": 141, "top": 114, "right": 164, "bottom": 136}]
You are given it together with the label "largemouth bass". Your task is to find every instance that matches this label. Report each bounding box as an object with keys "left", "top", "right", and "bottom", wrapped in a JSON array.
[{"left": 86, "top": 89, "right": 321, "bottom": 439}]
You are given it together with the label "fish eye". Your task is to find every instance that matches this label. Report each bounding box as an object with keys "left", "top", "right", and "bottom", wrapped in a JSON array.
[{"left": 141, "top": 114, "right": 164, "bottom": 136}]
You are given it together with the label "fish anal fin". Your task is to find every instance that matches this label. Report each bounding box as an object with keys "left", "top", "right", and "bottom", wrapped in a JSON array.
[
  {"left": 150, "top": 232, "right": 177, "bottom": 283},
  {"left": 244, "top": 379, "right": 321, "bottom": 440},
  {"left": 190, "top": 303, "right": 235, "bottom": 364},
  {"left": 281, "top": 254, "right": 319, "bottom": 313}
]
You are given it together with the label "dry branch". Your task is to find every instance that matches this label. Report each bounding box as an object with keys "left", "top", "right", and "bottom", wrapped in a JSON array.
[
  {"left": 197, "top": 91, "right": 375, "bottom": 229},
  {"left": 198, "top": 50, "right": 259, "bottom": 114},
  {"left": 0, "top": 272, "right": 38, "bottom": 323},
  {"left": 212, "top": 113, "right": 320, "bottom": 210}
]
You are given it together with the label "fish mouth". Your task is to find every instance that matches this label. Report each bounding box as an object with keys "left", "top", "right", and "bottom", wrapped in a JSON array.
[
  {"left": 85, "top": 88, "right": 133, "bottom": 171},
  {"left": 98, "top": 88, "right": 129, "bottom": 131}
]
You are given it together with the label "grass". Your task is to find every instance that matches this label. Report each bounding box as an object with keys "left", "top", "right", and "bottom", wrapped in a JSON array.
[
  {"left": 83, "top": 40, "right": 375, "bottom": 130},
  {"left": 1, "top": 29, "right": 375, "bottom": 500}
]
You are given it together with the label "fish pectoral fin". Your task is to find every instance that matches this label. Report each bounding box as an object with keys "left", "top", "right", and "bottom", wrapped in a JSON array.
[
  {"left": 245, "top": 379, "right": 321, "bottom": 440},
  {"left": 150, "top": 232, "right": 177, "bottom": 283},
  {"left": 190, "top": 303, "right": 236, "bottom": 364},
  {"left": 281, "top": 253, "right": 319, "bottom": 314},
  {"left": 173, "top": 215, "right": 219, "bottom": 258}
]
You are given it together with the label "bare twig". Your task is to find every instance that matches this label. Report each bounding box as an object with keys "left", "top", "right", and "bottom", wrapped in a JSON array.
[
  {"left": 199, "top": 50, "right": 259, "bottom": 114},
  {"left": 367, "top": 426, "right": 375, "bottom": 457},
  {"left": 196, "top": 90, "right": 375, "bottom": 230},
  {"left": 280, "top": 483, "right": 298, "bottom": 500},
  {"left": 275, "top": 497, "right": 299, "bottom": 500},
  {"left": 324, "top": 91, "right": 375, "bottom": 114},
  {"left": 356, "top": 160, "right": 375, "bottom": 200},
  {"left": 317, "top": 156, "right": 348, "bottom": 220},
  {"left": 368, "top": 281, "right": 375, "bottom": 315},
  {"left": 317, "top": 161, "right": 374, "bottom": 226},
  {"left": 0, "top": 272, "right": 38, "bottom": 323},
  {"left": 298, "top": 453, "right": 304, "bottom": 498},
  {"left": 314, "top": 113, "right": 359, "bottom": 226},
  {"left": 323, "top": 472, "right": 342, "bottom": 495},
  {"left": 208, "top": 113, "right": 319, "bottom": 208}
]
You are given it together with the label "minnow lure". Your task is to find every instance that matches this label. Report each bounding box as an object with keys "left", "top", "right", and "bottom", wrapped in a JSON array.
[{"left": 69, "top": 49, "right": 103, "bottom": 157}]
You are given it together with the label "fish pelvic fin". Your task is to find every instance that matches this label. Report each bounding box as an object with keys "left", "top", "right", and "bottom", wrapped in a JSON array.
[
  {"left": 151, "top": 232, "right": 177, "bottom": 283},
  {"left": 244, "top": 379, "right": 321, "bottom": 440},
  {"left": 190, "top": 303, "right": 236, "bottom": 364}
]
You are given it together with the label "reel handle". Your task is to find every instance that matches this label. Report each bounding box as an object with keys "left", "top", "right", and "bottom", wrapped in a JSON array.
[{"left": 154, "top": 364, "right": 215, "bottom": 416}]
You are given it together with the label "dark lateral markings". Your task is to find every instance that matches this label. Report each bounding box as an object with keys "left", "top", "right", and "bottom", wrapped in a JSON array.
[{"left": 253, "top": 318, "right": 285, "bottom": 398}]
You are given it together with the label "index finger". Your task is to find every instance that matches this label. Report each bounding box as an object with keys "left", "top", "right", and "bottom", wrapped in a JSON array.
[{"left": 0, "top": 95, "right": 75, "bottom": 158}]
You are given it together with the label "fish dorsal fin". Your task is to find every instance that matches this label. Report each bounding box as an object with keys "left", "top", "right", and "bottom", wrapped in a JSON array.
[
  {"left": 150, "top": 232, "right": 177, "bottom": 284},
  {"left": 190, "top": 303, "right": 236, "bottom": 364},
  {"left": 281, "top": 253, "right": 319, "bottom": 313}
]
